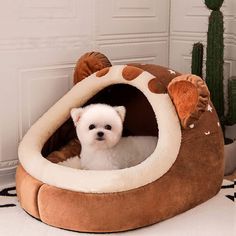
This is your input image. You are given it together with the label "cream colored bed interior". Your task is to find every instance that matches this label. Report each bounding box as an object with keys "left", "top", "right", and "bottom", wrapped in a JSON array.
[{"left": 18, "top": 65, "right": 181, "bottom": 193}]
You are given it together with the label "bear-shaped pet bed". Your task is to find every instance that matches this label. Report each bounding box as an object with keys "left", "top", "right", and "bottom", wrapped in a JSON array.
[{"left": 16, "top": 52, "right": 224, "bottom": 233}]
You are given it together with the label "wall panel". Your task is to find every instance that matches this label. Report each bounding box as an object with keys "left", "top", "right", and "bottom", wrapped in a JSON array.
[{"left": 169, "top": 0, "right": 236, "bottom": 76}]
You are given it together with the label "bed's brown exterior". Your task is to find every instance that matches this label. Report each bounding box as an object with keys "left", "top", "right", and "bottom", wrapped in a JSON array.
[
  {"left": 16, "top": 165, "right": 43, "bottom": 219},
  {"left": 16, "top": 113, "right": 224, "bottom": 233},
  {"left": 16, "top": 53, "right": 224, "bottom": 232}
]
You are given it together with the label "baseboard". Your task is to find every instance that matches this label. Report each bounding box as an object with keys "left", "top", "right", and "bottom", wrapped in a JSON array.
[{"left": 0, "top": 165, "right": 17, "bottom": 187}]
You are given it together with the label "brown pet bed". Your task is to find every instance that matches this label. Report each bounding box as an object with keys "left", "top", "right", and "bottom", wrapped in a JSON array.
[{"left": 16, "top": 52, "right": 224, "bottom": 233}]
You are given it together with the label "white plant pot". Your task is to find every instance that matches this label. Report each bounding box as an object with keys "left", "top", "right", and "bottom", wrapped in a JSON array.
[
  {"left": 225, "top": 124, "right": 236, "bottom": 140},
  {"left": 224, "top": 141, "right": 236, "bottom": 175},
  {"left": 224, "top": 124, "right": 236, "bottom": 175}
]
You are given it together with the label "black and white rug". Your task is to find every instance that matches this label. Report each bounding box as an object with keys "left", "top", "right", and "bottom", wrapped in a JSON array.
[{"left": 0, "top": 180, "right": 235, "bottom": 236}]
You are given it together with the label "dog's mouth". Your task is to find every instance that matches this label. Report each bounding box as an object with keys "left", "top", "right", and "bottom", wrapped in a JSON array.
[{"left": 96, "top": 137, "right": 105, "bottom": 141}]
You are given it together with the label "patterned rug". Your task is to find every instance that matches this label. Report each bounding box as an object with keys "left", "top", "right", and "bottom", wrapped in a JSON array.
[{"left": 0, "top": 180, "right": 235, "bottom": 236}]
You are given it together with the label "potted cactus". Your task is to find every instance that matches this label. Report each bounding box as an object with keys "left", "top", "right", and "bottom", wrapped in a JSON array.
[
  {"left": 224, "top": 77, "right": 236, "bottom": 174},
  {"left": 191, "top": 42, "right": 204, "bottom": 78},
  {"left": 191, "top": 0, "right": 236, "bottom": 175}
]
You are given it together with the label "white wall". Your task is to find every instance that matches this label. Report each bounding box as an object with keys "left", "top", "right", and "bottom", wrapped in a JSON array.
[
  {"left": 0, "top": 0, "right": 235, "bottom": 184},
  {"left": 0, "top": 0, "right": 170, "bottom": 184},
  {"left": 95, "top": 0, "right": 170, "bottom": 65},
  {"left": 169, "top": 0, "right": 236, "bottom": 78}
]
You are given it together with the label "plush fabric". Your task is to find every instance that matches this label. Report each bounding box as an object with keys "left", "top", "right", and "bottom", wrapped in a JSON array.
[
  {"left": 168, "top": 74, "right": 210, "bottom": 129},
  {"left": 16, "top": 51, "right": 224, "bottom": 233},
  {"left": 96, "top": 67, "right": 110, "bottom": 77},
  {"left": 74, "top": 52, "right": 111, "bottom": 84},
  {"left": 47, "top": 139, "right": 81, "bottom": 163},
  {"left": 122, "top": 66, "right": 144, "bottom": 81},
  {"left": 16, "top": 165, "right": 43, "bottom": 219},
  {"left": 148, "top": 78, "right": 167, "bottom": 94}
]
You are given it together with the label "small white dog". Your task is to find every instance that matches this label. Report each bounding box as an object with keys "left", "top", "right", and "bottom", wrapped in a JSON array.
[{"left": 59, "top": 104, "right": 157, "bottom": 170}]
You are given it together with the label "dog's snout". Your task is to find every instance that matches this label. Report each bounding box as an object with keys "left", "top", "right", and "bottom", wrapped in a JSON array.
[{"left": 97, "top": 131, "right": 104, "bottom": 137}]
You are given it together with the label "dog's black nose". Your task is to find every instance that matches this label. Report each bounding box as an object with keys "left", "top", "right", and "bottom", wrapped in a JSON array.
[{"left": 97, "top": 132, "right": 104, "bottom": 137}]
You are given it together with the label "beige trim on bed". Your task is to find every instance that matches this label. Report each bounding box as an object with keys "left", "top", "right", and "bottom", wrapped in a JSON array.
[{"left": 18, "top": 65, "right": 181, "bottom": 193}]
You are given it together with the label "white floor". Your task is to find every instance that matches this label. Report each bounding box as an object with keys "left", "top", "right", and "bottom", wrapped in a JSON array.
[{"left": 0, "top": 180, "right": 235, "bottom": 236}]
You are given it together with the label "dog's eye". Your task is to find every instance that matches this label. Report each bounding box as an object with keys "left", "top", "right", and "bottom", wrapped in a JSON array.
[
  {"left": 89, "top": 124, "right": 96, "bottom": 130},
  {"left": 105, "top": 125, "right": 112, "bottom": 130}
]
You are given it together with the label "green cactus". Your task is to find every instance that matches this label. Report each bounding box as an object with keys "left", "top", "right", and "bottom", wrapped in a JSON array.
[
  {"left": 191, "top": 42, "right": 204, "bottom": 77},
  {"left": 205, "top": 0, "right": 225, "bottom": 122},
  {"left": 190, "top": 0, "right": 236, "bottom": 139},
  {"left": 205, "top": 0, "right": 224, "bottom": 10},
  {"left": 227, "top": 77, "right": 236, "bottom": 125}
]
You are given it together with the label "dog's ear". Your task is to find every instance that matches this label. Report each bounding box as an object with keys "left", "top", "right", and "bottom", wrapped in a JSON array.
[
  {"left": 114, "top": 106, "right": 126, "bottom": 123},
  {"left": 70, "top": 108, "right": 83, "bottom": 126}
]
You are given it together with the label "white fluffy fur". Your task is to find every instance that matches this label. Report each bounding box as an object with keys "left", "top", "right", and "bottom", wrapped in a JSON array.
[
  {"left": 73, "top": 104, "right": 124, "bottom": 151},
  {"left": 18, "top": 65, "right": 181, "bottom": 193},
  {"left": 60, "top": 103, "right": 157, "bottom": 170},
  {"left": 82, "top": 136, "right": 157, "bottom": 170},
  {"left": 58, "top": 156, "right": 81, "bottom": 169},
  {"left": 60, "top": 136, "right": 157, "bottom": 170}
]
